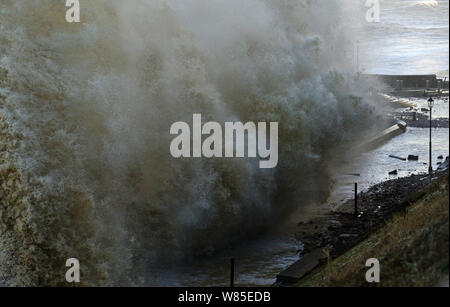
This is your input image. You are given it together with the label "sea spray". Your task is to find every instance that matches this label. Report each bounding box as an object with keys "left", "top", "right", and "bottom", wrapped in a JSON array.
[
  {"left": 169, "top": 114, "right": 279, "bottom": 169},
  {"left": 0, "top": 0, "right": 383, "bottom": 286}
]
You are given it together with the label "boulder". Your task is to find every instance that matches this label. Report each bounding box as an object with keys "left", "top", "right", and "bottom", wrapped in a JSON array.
[
  {"left": 338, "top": 234, "right": 358, "bottom": 240},
  {"left": 408, "top": 155, "right": 419, "bottom": 161},
  {"left": 437, "top": 157, "right": 449, "bottom": 171},
  {"left": 327, "top": 220, "right": 342, "bottom": 230}
]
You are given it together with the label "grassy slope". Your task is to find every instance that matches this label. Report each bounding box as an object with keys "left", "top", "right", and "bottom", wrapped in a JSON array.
[{"left": 297, "top": 171, "right": 449, "bottom": 287}]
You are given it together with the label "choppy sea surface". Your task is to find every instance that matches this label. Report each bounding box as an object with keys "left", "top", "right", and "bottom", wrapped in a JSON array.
[{"left": 360, "top": 0, "right": 449, "bottom": 77}]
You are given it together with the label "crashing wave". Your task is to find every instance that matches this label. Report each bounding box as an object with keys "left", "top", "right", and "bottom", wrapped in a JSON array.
[{"left": 0, "top": 0, "right": 382, "bottom": 286}]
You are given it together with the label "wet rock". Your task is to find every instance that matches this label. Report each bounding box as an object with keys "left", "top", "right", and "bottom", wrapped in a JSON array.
[
  {"left": 393, "top": 110, "right": 449, "bottom": 128},
  {"left": 338, "top": 234, "right": 359, "bottom": 241},
  {"left": 285, "top": 171, "right": 449, "bottom": 287},
  {"left": 318, "top": 258, "right": 328, "bottom": 265},
  {"left": 408, "top": 155, "right": 419, "bottom": 161},
  {"left": 329, "top": 220, "right": 342, "bottom": 228},
  {"left": 437, "top": 157, "right": 449, "bottom": 171},
  {"left": 389, "top": 155, "right": 406, "bottom": 161},
  {"left": 389, "top": 170, "right": 398, "bottom": 175},
  {"left": 327, "top": 220, "right": 342, "bottom": 230},
  {"left": 438, "top": 155, "right": 444, "bottom": 160}
]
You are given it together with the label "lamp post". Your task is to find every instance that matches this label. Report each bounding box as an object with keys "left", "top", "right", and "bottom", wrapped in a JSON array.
[
  {"left": 428, "top": 97, "right": 434, "bottom": 174},
  {"left": 355, "top": 40, "right": 360, "bottom": 75}
]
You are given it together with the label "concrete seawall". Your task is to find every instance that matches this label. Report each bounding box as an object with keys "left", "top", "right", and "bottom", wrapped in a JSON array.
[
  {"left": 364, "top": 74, "right": 449, "bottom": 97},
  {"left": 361, "top": 121, "right": 408, "bottom": 151},
  {"left": 363, "top": 74, "right": 448, "bottom": 89}
]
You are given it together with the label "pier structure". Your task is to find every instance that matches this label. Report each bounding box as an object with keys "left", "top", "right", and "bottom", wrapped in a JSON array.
[{"left": 363, "top": 74, "right": 449, "bottom": 97}]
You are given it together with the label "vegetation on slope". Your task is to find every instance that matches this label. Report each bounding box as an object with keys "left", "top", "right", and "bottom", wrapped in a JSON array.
[{"left": 297, "top": 171, "right": 449, "bottom": 287}]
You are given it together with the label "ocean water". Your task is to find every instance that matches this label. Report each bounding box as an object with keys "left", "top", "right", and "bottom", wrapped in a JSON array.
[
  {"left": 359, "top": 0, "right": 449, "bottom": 76},
  {"left": 340, "top": 0, "right": 450, "bottom": 198}
]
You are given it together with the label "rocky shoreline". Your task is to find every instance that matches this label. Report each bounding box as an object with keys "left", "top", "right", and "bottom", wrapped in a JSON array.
[
  {"left": 274, "top": 94, "right": 449, "bottom": 286},
  {"left": 275, "top": 159, "right": 449, "bottom": 286},
  {"left": 393, "top": 110, "right": 449, "bottom": 128}
]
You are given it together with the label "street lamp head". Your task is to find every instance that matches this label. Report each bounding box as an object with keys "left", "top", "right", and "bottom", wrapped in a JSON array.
[{"left": 428, "top": 97, "right": 434, "bottom": 108}]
